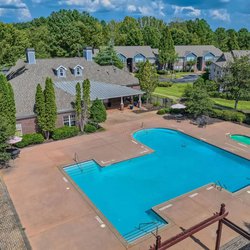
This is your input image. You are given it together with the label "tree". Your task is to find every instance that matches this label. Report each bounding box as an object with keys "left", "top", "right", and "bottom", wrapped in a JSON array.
[
  {"left": 214, "top": 28, "right": 229, "bottom": 51},
  {"left": 0, "top": 116, "right": 11, "bottom": 166},
  {"left": 138, "top": 60, "right": 158, "bottom": 103},
  {"left": 44, "top": 77, "right": 57, "bottom": 139},
  {"left": 186, "top": 60, "right": 196, "bottom": 72},
  {"left": 75, "top": 82, "right": 83, "bottom": 131},
  {"left": 82, "top": 79, "right": 91, "bottom": 126},
  {"left": 158, "top": 27, "right": 176, "bottom": 70},
  {"left": 94, "top": 45, "right": 123, "bottom": 69},
  {"left": 223, "top": 56, "right": 250, "bottom": 109},
  {"left": 184, "top": 85, "right": 213, "bottom": 118},
  {"left": 227, "top": 29, "right": 240, "bottom": 51},
  {"left": 35, "top": 84, "right": 46, "bottom": 133},
  {"left": 237, "top": 28, "right": 250, "bottom": 50},
  {"left": 90, "top": 99, "right": 107, "bottom": 123},
  {"left": 0, "top": 75, "right": 16, "bottom": 135}
]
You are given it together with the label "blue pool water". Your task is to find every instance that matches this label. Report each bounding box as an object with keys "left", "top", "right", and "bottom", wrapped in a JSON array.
[{"left": 64, "top": 128, "right": 250, "bottom": 242}]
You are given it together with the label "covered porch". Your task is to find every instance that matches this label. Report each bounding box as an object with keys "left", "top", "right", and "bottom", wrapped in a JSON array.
[{"left": 54, "top": 80, "right": 144, "bottom": 111}]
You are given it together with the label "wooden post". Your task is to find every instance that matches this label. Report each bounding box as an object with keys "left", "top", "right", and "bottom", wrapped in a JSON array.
[
  {"left": 138, "top": 95, "right": 142, "bottom": 108},
  {"left": 215, "top": 203, "right": 226, "bottom": 250},
  {"left": 155, "top": 235, "right": 161, "bottom": 250}
]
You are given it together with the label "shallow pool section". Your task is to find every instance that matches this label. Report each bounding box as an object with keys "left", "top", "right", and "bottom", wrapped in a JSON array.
[
  {"left": 230, "top": 134, "right": 250, "bottom": 145},
  {"left": 64, "top": 128, "right": 250, "bottom": 243}
]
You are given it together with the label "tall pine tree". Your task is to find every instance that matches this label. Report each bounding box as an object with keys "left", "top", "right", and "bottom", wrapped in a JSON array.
[
  {"left": 35, "top": 84, "right": 46, "bottom": 134},
  {"left": 82, "top": 79, "right": 91, "bottom": 126},
  {"left": 75, "top": 82, "right": 83, "bottom": 131},
  {"left": 44, "top": 78, "right": 57, "bottom": 139}
]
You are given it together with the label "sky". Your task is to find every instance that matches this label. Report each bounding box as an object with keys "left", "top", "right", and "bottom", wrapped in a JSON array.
[{"left": 0, "top": 0, "right": 250, "bottom": 30}]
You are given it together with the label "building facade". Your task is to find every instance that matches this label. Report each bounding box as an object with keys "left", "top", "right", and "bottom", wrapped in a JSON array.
[{"left": 7, "top": 48, "right": 142, "bottom": 135}]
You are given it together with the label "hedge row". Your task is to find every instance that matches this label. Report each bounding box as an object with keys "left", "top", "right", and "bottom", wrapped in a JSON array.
[
  {"left": 158, "top": 82, "right": 172, "bottom": 87},
  {"left": 15, "top": 133, "right": 44, "bottom": 148},
  {"left": 52, "top": 126, "right": 79, "bottom": 140},
  {"left": 210, "top": 109, "right": 246, "bottom": 123},
  {"left": 157, "top": 107, "right": 171, "bottom": 115}
]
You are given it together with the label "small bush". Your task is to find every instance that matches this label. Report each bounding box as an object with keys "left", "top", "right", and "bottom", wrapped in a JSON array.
[
  {"left": 158, "top": 82, "right": 172, "bottom": 87},
  {"left": 211, "top": 109, "right": 246, "bottom": 123},
  {"left": 157, "top": 107, "right": 170, "bottom": 115},
  {"left": 90, "top": 99, "right": 107, "bottom": 123},
  {"left": 84, "top": 124, "right": 97, "bottom": 133},
  {"left": 15, "top": 133, "right": 44, "bottom": 148},
  {"left": 157, "top": 70, "right": 168, "bottom": 75},
  {"left": 52, "top": 126, "right": 79, "bottom": 140}
]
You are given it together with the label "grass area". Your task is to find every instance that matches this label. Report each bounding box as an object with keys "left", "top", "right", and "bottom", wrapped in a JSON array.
[
  {"left": 153, "top": 83, "right": 192, "bottom": 101},
  {"left": 212, "top": 98, "right": 250, "bottom": 111},
  {"left": 153, "top": 84, "right": 250, "bottom": 111},
  {"left": 158, "top": 72, "right": 192, "bottom": 79}
]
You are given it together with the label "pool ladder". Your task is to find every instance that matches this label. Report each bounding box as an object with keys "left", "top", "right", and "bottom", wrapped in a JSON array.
[
  {"left": 214, "top": 180, "right": 227, "bottom": 191},
  {"left": 73, "top": 153, "right": 83, "bottom": 172}
]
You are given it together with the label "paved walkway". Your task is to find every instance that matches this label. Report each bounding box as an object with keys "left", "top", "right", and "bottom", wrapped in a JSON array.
[{"left": 1, "top": 110, "right": 250, "bottom": 250}]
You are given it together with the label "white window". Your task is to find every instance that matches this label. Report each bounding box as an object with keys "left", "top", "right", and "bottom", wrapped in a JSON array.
[
  {"left": 59, "top": 68, "right": 64, "bottom": 77},
  {"left": 76, "top": 67, "right": 81, "bottom": 75},
  {"left": 63, "top": 114, "right": 76, "bottom": 127}
]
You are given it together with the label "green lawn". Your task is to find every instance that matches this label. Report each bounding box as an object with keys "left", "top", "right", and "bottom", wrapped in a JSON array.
[
  {"left": 212, "top": 98, "right": 250, "bottom": 111},
  {"left": 153, "top": 83, "right": 192, "bottom": 101},
  {"left": 153, "top": 84, "right": 250, "bottom": 111},
  {"left": 158, "top": 72, "right": 192, "bottom": 79}
]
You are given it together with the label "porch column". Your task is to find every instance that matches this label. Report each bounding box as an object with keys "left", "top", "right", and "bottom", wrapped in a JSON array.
[
  {"left": 138, "top": 95, "right": 142, "bottom": 108},
  {"left": 120, "top": 96, "right": 124, "bottom": 111}
]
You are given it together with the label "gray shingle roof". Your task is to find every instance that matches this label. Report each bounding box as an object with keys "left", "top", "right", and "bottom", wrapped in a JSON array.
[
  {"left": 232, "top": 50, "right": 250, "bottom": 58},
  {"left": 174, "top": 45, "right": 222, "bottom": 57},
  {"left": 55, "top": 80, "right": 144, "bottom": 101},
  {"left": 7, "top": 57, "right": 139, "bottom": 118},
  {"left": 114, "top": 46, "right": 156, "bottom": 58}
]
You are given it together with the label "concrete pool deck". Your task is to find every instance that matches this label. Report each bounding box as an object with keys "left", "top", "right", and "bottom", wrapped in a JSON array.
[{"left": 1, "top": 110, "right": 250, "bottom": 249}]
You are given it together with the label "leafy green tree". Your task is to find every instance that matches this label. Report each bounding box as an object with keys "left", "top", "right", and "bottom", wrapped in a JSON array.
[
  {"left": 0, "top": 75, "right": 16, "bottom": 135},
  {"left": 35, "top": 84, "right": 46, "bottom": 133},
  {"left": 82, "top": 79, "right": 91, "bottom": 126},
  {"left": 227, "top": 29, "right": 240, "bottom": 51},
  {"left": 142, "top": 26, "right": 161, "bottom": 48},
  {"left": 94, "top": 45, "right": 123, "bottom": 69},
  {"left": 75, "top": 82, "right": 83, "bottom": 131},
  {"left": 223, "top": 56, "right": 250, "bottom": 109},
  {"left": 0, "top": 116, "right": 11, "bottom": 165},
  {"left": 214, "top": 28, "right": 229, "bottom": 51},
  {"left": 237, "top": 28, "right": 250, "bottom": 50},
  {"left": 186, "top": 60, "right": 197, "bottom": 71},
  {"left": 184, "top": 85, "right": 213, "bottom": 117},
  {"left": 44, "top": 78, "right": 57, "bottom": 139},
  {"left": 138, "top": 60, "right": 159, "bottom": 103},
  {"left": 170, "top": 28, "right": 190, "bottom": 45},
  {"left": 90, "top": 99, "right": 107, "bottom": 123},
  {"left": 159, "top": 27, "right": 176, "bottom": 69}
]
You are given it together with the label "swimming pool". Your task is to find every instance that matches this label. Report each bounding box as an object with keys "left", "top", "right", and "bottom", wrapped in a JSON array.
[
  {"left": 64, "top": 128, "right": 250, "bottom": 243},
  {"left": 230, "top": 134, "right": 250, "bottom": 145}
]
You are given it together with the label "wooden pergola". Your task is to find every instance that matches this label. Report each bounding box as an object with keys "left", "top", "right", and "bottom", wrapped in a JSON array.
[{"left": 150, "top": 204, "right": 250, "bottom": 250}]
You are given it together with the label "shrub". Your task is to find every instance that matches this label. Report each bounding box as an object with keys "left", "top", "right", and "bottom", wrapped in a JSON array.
[
  {"left": 15, "top": 133, "right": 44, "bottom": 148},
  {"left": 157, "top": 107, "right": 170, "bottom": 115},
  {"left": 90, "top": 99, "right": 107, "bottom": 123},
  {"left": 52, "top": 126, "right": 79, "bottom": 140},
  {"left": 84, "top": 124, "right": 97, "bottom": 133},
  {"left": 158, "top": 82, "right": 172, "bottom": 87},
  {"left": 211, "top": 109, "right": 246, "bottom": 123},
  {"left": 157, "top": 70, "right": 168, "bottom": 75}
]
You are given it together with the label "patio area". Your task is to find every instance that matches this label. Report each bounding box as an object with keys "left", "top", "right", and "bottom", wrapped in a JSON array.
[{"left": 1, "top": 110, "right": 250, "bottom": 249}]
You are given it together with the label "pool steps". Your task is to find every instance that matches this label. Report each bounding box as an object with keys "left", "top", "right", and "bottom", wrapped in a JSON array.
[
  {"left": 65, "top": 161, "right": 99, "bottom": 176},
  {"left": 123, "top": 220, "right": 165, "bottom": 242}
]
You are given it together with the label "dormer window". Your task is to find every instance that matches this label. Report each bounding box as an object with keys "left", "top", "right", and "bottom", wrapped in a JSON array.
[
  {"left": 56, "top": 65, "right": 67, "bottom": 78},
  {"left": 73, "top": 65, "right": 83, "bottom": 77}
]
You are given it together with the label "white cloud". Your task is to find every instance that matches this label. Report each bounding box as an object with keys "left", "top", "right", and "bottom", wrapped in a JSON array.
[
  {"left": 0, "top": 0, "right": 31, "bottom": 20},
  {"left": 58, "top": 0, "right": 166, "bottom": 16},
  {"left": 127, "top": 4, "right": 136, "bottom": 12},
  {"left": 210, "top": 9, "right": 230, "bottom": 21},
  {"left": 173, "top": 5, "right": 201, "bottom": 17}
]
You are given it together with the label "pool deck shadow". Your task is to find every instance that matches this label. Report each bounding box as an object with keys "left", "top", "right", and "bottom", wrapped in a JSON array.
[{"left": 1, "top": 110, "right": 250, "bottom": 250}]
